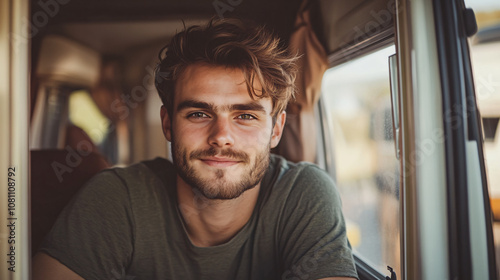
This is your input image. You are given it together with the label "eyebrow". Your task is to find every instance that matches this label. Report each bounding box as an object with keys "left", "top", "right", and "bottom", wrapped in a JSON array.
[{"left": 176, "top": 100, "right": 266, "bottom": 113}]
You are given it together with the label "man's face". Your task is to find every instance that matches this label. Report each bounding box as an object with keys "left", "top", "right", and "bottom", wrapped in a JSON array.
[{"left": 161, "top": 63, "right": 286, "bottom": 200}]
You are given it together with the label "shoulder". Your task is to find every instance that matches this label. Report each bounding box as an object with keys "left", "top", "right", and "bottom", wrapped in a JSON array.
[
  {"left": 263, "top": 155, "right": 342, "bottom": 218},
  {"left": 111, "top": 157, "right": 173, "bottom": 181},
  {"left": 76, "top": 157, "right": 175, "bottom": 201},
  {"left": 267, "top": 154, "right": 338, "bottom": 199},
  {"left": 266, "top": 157, "right": 356, "bottom": 279},
  {"left": 268, "top": 154, "right": 332, "bottom": 179}
]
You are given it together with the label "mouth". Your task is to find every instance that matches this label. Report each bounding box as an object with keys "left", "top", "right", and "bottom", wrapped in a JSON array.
[{"left": 199, "top": 157, "right": 243, "bottom": 168}]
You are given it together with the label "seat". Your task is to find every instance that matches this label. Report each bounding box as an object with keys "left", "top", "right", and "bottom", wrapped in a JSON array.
[{"left": 31, "top": 149, "right": 110, "bottom": 255}]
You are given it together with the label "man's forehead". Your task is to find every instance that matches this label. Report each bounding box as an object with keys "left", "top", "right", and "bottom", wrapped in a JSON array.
[
  {"left": 176, "top": 63, "right": 262, "bottom": 91},
  {"left": 174, "top": 63, "right": 271, "bottom": 111},
  {"left": 176, "top": 99, "right": 268, "bottom": 113},
  {"left": 179, "top": 63, "right": 240, "bottom": 81}
]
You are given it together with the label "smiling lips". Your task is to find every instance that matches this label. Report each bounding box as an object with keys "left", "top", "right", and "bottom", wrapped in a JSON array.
[{"left": 199, "top": 157, "right": 242, "bottom": 167}]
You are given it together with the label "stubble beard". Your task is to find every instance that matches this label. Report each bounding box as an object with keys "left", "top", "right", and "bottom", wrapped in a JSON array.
[{"left": 171, "top": 140, "right": 271, "bottom": 200}]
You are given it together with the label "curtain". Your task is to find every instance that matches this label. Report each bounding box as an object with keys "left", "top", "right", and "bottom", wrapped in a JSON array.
[
  {"left": 275, "top": 0, "right": 328, "bottom": 163},
  {"left": 91, "top": 59, "right": 127, "bottom": 123}
]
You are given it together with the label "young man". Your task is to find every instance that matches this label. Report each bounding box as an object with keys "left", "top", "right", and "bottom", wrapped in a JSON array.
[{"left": 33, "top": 19, "right": 358, "bottom": 280}]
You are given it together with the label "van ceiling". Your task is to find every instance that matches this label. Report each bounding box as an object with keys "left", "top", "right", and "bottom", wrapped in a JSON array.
[
  {"left": 31, "top": 0, "right": 394, "bottom": 59},
  {"left": 55, "top": 20, "right": 208, "bottom": 55},
  {"left": 31, "top": 0, "right": 304, "bottom": 55}
]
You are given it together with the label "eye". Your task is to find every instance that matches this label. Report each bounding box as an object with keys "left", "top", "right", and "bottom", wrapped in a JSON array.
[
  {"left": 237, "top": 114, "right": 256, "bottom": 120},
  {"left": 187, "top": 112, "right": 210, "bottom": 119}
]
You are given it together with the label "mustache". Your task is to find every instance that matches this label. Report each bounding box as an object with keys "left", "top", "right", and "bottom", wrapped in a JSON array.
[{"left": 189, "top": 147, "right": 249, "bottom": 162}]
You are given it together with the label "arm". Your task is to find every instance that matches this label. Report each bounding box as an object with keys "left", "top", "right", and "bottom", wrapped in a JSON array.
[
  {"left": 279, "top": 165, "right": 359, "bottom": 280},
  {"left": 35, "top": 171, "right": 134, "bottom": 279},
  {"left": 33, "top": 252, "right": 84, "bottom": 280},
  {"left": 319, "top": 278, "right": 357, "bottom": 280}
]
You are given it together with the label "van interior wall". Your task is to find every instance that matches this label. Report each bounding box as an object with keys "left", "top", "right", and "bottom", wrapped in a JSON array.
[
  {"left": 317, "top": 0, "right": 395, "bottom": 64},
  {"left": 28, "top": 0, "right": 305, "bottom": 43},
  {"left": 29, "top": 0, "right": 397, "bottom": 163},
  {"left": 29, "top": 0, "right": 336, "bottom": 165},
  {"left": 121, "top": 42, "right": 170, "bottom": 163}
]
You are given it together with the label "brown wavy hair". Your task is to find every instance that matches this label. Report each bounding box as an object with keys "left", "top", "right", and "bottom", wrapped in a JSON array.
[{"left": 154, "top": 18, "right": 298, "bottom": 119}]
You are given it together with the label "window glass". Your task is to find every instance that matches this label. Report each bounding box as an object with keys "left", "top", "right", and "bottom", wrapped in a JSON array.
[
  {"left": 321, "top": 46, "right": 400, "bottom": 275},
  {"left": 68, "top": 90, "right": 111, "bottom": 145},
  {"left": 483, "top": 118, "right": 499, "bottom": 142},
  {"left": 465, "top": 0, "right": 500, "bottom": 272}
]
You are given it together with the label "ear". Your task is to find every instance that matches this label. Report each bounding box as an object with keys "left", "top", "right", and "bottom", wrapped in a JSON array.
[
  {"left": 270, "top": 111, "right": 286, "bottom": 148},
  {"left": 160, "top": 105, "right": 172, "bottom": 142}
]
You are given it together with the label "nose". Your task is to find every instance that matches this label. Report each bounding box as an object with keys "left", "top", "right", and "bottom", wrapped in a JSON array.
[{"left": 208, "top": 117, "right": 234, "bottom": 148}]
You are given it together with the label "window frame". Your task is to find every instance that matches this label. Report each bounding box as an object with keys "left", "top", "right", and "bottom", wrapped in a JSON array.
[
  {"left": 318, "top": 0, "right": 497, "bottom": 279},
  {"left": 320, "top": 40, "right": 397, "bottom": 280}
]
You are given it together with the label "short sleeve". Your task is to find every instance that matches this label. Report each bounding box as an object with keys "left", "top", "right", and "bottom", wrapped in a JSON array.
[
  {"left": 279, "top": 165, "right": 358, "bottom": 280},
  {"left": 38, "top": 170, "right": 135, "bottom": 280}
]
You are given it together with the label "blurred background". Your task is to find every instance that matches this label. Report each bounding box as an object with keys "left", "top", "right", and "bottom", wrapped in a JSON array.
[
  {"left": 320, "top": 0, "right": 500, "bottom": 275},
  {"left": 465, "top": 0, "right": 500, "bottom": 272}
]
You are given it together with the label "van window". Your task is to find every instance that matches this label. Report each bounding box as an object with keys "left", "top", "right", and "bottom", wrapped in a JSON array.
[
  {"left": 482, "top": 118, "right": 499, "bottom": 142},
  {"left": 321, "top": 45, "right": 400, "bottom": 275},
  {"left": 67, "top": 90, "right": 117, "bottom": 163},
  {"left": 465, "top": 0, "right": 500, "bottom": 271},
  {"left": 68, "top": 90, "right": 111, "bottom": 146}
]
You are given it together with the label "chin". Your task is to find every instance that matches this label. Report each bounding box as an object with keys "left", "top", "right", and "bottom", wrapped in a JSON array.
[{"left": 195, "top": 182, "right": 257, "bottom": 200}]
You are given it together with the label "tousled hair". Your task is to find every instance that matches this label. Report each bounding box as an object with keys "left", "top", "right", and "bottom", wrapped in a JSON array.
[{"left": 154, "top": 18, "right": 298, "bottom": 119}]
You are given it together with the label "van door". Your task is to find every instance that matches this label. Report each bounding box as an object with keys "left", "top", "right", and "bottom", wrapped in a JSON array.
[
  {"left": 0, "top": 0, "right": 30, "bottom": 279},
  {"left": 397, "top": 0, "right": 495, "bottom": 279},
  {"left": 319, "top": 0, "right": 497, "bottom": 279}
]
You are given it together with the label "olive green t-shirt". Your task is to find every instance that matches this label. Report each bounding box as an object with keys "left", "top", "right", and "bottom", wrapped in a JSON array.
[{"left": 40, "top": 154, "right": 358, "bottom": 280}]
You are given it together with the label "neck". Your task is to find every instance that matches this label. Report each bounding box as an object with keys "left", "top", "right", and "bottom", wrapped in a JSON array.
[{"left": 176, "top": 176, "right": 260, "bottom": 247}]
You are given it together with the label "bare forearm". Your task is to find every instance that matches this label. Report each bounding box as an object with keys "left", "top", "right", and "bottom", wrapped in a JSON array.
[{"left": 32, "top": 252, "right": 84, "bottom": 280}]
